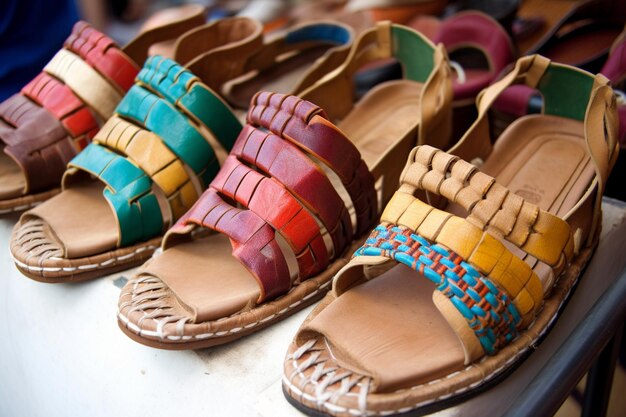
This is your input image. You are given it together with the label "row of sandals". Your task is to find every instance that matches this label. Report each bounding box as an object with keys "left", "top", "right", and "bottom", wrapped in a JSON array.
[{"left": 0, "top": 4, "right": 623, "bottom": 417}]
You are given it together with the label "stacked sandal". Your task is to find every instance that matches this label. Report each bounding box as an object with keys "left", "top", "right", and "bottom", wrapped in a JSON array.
[
  {"left": 282, "top": 55, "right": 619, "bottom": 417},
  {"left": 116, "top": 22, "right": 454, "bottom": 349},
  {"left": 9, "top": 18, "right": 362, "bottom": 282},
  {"left": 0, "top": 6, "right": 207, "bottom": 214}
]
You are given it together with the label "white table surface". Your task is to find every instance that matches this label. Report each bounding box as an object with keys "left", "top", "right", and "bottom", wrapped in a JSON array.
[{"left": 1, "top": 199, "right": 625, "bottom": 417}]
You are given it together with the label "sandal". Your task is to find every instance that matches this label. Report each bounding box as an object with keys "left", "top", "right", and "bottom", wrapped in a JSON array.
[
  {"left": 116, "top": 22, "right": 454, "bottom": 349},
  {"left": 9, "top": 18, "right": 360, "bottom": 283},
  {"left": 215, "top": 20, "right": 354, "bottom": 109},
  {"left": 8, "top": 17, "right": 259, "bottom": 282},
  {"left": 282, "top": 54, "right": 619, "bottom": 417},
  {"left": 349, "top": 11, "right": 515, "bottom": 140},
  {"left": 516, "top": 0, "right": 626, "bottom": 60},
  {"left": 493, "top": 24, "right": 626, "bottom": 143},
  {"left": 0, "top": 6, "right": 206, "bottom": 214},
  {"left": 432, "top": 11, "right": 516, "bottom": 139}
]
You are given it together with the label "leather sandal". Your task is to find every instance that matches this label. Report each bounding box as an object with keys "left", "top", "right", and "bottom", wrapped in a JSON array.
[
  {"left": 0, "top": 6, "right": 206, "bottom": 215},
  {"left": 282, "top": 55, "right": 619, "bottom": 417},
  {"left": 9, "top": 17, "right": 259, "bottom": 282},
  {"left": 493, "top": 24, "right": 626, "bottom": 143},
  {"left": 432, "top": 11, "right": 516, "bottom": 139},
  {"left": 9, "top": 18, "right": 361, "bottom": 283},
  {"left": 351, "top": 11, "right": 515, "bottom": 140},
  {"left": 116, "top": 23, "right": 454, "bottom": 349},
  {"left": 210, "top": 20, "right": 354, "bottom": 109},
  {"left": 516, "top": 0, "right": 626, "bottom": 60}
]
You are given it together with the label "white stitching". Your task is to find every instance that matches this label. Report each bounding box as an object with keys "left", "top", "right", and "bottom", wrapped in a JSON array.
[
  {"left": 0, "top": 201, "right": 40, "bottom": 214},
  {"left": 282, "top": 273, "right": 583, "bottom": 416},
  {"left": 118, "top": 280, "right": 332, "bottom": 341},
  {"left": 12, "top": 245, "right": 158, "bottom": 273}
]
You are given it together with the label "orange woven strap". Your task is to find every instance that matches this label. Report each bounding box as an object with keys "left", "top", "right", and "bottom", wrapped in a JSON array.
[{"left": 397, "top": 145, "right": 575, "bottom": 277}]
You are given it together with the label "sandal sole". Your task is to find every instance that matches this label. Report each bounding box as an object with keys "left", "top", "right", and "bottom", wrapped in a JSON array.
[
  {"left": 12, "top": 237, "right": 161, "bottom": 283},
  {"left": 116, "top": 284, "right": 328, "bottom": 350},
  {"left": 115, "top": 239, "right": 370, "bottom": 349},
  {"left": 0, "top": 188, "right": 60, "bottom": 215}
]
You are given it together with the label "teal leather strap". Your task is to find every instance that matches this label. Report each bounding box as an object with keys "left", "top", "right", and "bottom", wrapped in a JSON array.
[
  {"left": 68, "top": 143, "right": 163, "bottom": 246},
  {"left": 391, "top": 25, "right": 435, "bottom": 84},
  {"left": 116, "top": 84, "right": 220, "bottom": 186},
  {"left": 137, "top": 56, "right": 242, "bottom": 151}
]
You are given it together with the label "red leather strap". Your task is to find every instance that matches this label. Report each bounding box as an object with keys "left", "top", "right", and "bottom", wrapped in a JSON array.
[
  {"left": 22, "top": 72, "right": 98, "bottom": 148},
  {"left": 212, "top": 155, "right": 330, "bottom": 278},
  {"left": 168, "top": 92, "right": 378, "bottom": 302},
  {"left": 64, "top": 21, "right": 139, "bottom": 92},
  {"left": 176, "top": 190, "right": 292, "bottom": 301},
  {"left": 248, "top": 92, "right": 377, "bottom": 235},
  {"left": 0, "top": 95, "right": 76, "bottom": 192},
  {"left": 231, "top": 124, "right": 352, "bottom": 254}
]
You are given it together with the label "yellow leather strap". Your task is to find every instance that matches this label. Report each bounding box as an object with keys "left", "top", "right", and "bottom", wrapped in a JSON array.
[
  {"left": 44, "top": 49, "right": 123, "bottom": 120},
  {"left": 381, "top": 190, "right": 543, "bottom": 325},
  {"left": 399, "top": 146, "right": 574, "bottom": 277},
  {"left": 94, "top": 115, "right": 200, "bottom": 220}
]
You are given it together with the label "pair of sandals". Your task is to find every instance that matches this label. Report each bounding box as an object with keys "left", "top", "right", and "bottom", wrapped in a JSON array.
[{"left": 2, "top": 9, "right": 620, "bottom": 417}]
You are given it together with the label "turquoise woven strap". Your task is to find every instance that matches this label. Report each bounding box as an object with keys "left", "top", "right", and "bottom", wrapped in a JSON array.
[
  {"left": 68, "top": 143, "right": 163, "bottom": 246},
  {"left": 116, "top": 84, "right": 219, "bottom": 186},
  {"left": 355, "top": 224, "right": 521, "bottom": 354},
  {"left": 137, "top": 56, "right": 242, "bottom": 151}
]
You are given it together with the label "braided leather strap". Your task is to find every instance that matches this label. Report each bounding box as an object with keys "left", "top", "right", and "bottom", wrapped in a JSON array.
[
  {"left": 168, "top": 92, "right": 378, "bottom": 303},
  {"left": 66, "top": 56, "right": 239, "bottom": 247},
  {"left": 0, "top": 21, "right": 137, "bottom": 195},
  {"left": 399, "top": 145, "right": 574, "bottom": 276},
  {"left": 356, "top": 224, "right": 521, "bottom": 354}
]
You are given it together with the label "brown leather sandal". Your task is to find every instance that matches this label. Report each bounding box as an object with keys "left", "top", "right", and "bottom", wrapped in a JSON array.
[
  {"left": 282, "top": 55, "right": 619, "bottom": 417},
  {"left": 0, "top": 5, "right": 206, "bottom": 215},
  {"left": 116, "top": 23, "right": 454, "bottom": 349},
  {"left": 516, "top": 0, "right": 626, "bottom": 61},
  {"left": 8, "top": 19, "right": 359, "bottom": 283}
]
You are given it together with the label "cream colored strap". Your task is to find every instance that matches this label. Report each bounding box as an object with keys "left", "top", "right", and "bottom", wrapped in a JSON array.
[{"left": 44, "top": 49, "right": 122, "bottom": 120}]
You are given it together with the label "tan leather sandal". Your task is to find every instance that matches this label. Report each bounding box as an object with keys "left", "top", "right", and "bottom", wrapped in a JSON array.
[
  {"left": 116, "top": 22, "right": 454, "bottom": 349},
  {"left": 282, "top": 55, "right": 619, "bottom": 417},
  {"left": 0, "top": 6, "right": 206, "bottom": 215}
]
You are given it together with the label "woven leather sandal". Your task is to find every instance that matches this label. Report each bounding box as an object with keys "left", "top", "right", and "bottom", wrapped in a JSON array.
[
  {"left": 0, "top": 6, "right": 206, "bottom": 215},
  {"left": 282, "top": 55, "right": 619, "bottom": 417},
  {"left": 116, "top": 23, "right": 454, "bottom": 350},
  {"left": 9, "top": 18, "right": 265, "bottom": 282}
]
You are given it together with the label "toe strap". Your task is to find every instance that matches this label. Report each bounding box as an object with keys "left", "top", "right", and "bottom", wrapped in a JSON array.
[{"left": 354, "top": 223, "right": 521, "bottom": 357}]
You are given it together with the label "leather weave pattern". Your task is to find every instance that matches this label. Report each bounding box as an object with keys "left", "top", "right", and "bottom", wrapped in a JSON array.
[
  {"left": 0, "top": 22, "right": 137, "bottom": 194},
  {"left": 170, "top": 92, "right": 378, "bottom": 303},
  {"left": 356, "top": 223, "right": 521, "bottom": 354},
  {"left": 67, "top": 56, "right": 236, "bottom": 246}
]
